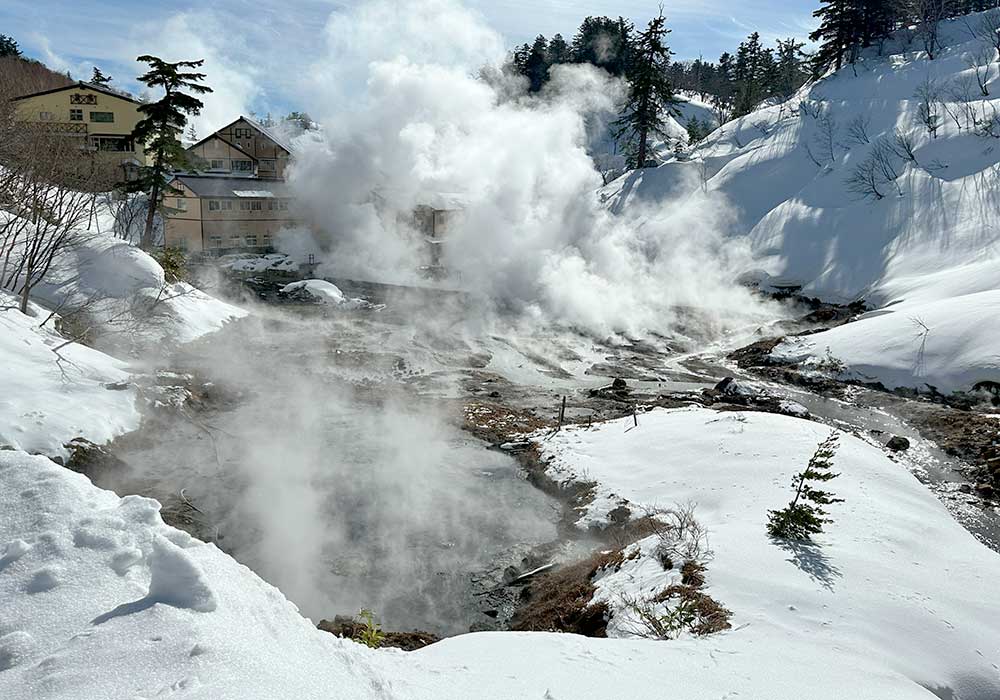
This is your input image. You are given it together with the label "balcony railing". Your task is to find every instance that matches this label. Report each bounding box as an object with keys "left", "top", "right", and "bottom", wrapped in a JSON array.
[{"left": 26, "top": 121, "right": 88, "bottom": 136}]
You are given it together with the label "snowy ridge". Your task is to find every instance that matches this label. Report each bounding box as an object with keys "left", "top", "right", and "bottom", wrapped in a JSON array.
[{"left": 606, "top": 11, "right": 1000, "bottom": 392}]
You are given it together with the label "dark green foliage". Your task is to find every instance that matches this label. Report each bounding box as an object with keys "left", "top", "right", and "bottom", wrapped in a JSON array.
[
  {"left": 0, "top": 34, "right": 19, "bottom": 58},
  {"left": 685, "top": 116, "right": 711, "bottom": 144},
  {"left": 614, "top": 12, "right": 678, "bottom": 168},
  {"left": 768, "top": 432, "right": 844, "bottom": 540},
  {"left": 121, "top": 55, "right": 212, "bottom": 250},
  {"left": 91, "top": 66, "right": 112, "bottom": 85}
]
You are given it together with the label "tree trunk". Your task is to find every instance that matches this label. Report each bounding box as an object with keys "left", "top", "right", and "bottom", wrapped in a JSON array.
[
  {"left": 19, "top": 279, "right": 29, "bottom": 314},
  {"left": 141, "top": 177, "right": 159, "bottom": 251},
  {"left": 636, "top": 126, "right": 648, "bottom": 169}
]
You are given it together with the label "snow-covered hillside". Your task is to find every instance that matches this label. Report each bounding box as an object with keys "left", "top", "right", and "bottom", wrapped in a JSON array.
[
  {"left": 4, "top": 408, "right": 997, "bottom": 699},
  {"left": 606, "top": 12, "right": 1000, "bottom": 393}
]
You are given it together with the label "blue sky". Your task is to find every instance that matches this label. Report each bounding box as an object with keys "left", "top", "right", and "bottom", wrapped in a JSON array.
[{"left": 3, "top": 0, "right": 818, "bottom": 127}]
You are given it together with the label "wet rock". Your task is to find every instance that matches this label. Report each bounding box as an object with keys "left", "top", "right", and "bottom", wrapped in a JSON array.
[
  {"left": 975, "top": 483, "right": 995, "bottom": 499},
  {"left": 103, "top": 381, "right": 130, "bottom": 391},
  {"left": 958, "top": 483, "right": 973, "bottom": 494},
  {"left": 886, "top": 436, "right": 911, "bottom": 452},
  {"left": 611, "top": 377, "right": 628, "bottom": 391}
]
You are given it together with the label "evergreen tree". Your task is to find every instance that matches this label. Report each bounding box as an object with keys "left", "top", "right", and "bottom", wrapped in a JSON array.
[
  {"left": 186, "top": 123, "right": 198, "bottom": 143},
  {"left": 774, "top": 38, "right": 811, "bottom": 99},
  {"left": 0, "top": 34, "right": 20, "bottom": 58},
  {"left": 91, "top": 66, "right": 112, "bottom": 85},
  {"left": 810, "top": 0, "right": 862, "bottom": 72},
  {"left": 547, "top": 33, "right": 571, "bottom": 65},
  {"left": 571, "top": 16, "right": 633, "bottom": 76},
  {"left": 123, "top": 55, "right": 212, "bottom": 251},
  {"left": 767, "top": 432, "right": 844, "bottom": 540},
  {"left": 525, "top": 35, "right": 550, "bottom": 92},
  {"left": 614, "top": 12, "right": 678, "bottom": 168}
]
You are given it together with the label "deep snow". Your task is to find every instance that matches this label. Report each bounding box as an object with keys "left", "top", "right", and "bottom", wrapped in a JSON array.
[{"left": 605, "top": 12, "right": 1000, "bottom": 393}]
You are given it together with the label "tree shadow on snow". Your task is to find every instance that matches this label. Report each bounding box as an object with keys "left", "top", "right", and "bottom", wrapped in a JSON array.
[
  {"left": 773, "top": 538, "right": 842, "bottom": 592},
  {"left": 91, "top": 597, "right": 158, "bottom": 625}
]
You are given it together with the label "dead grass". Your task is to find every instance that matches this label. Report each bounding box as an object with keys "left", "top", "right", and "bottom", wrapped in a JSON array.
[
  {"left": 652, "top": 584, "right": 732, "bottom": 636},
  {"left": 509, "top": 549, "right": 626, "bottom": 637}
]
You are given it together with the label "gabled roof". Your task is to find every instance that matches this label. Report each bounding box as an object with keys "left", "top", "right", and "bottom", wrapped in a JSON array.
[
  {"left": 241, "top": 115, "right": 293, "bottom": 154},
  {"left": 198, "top": 115, "right": 293, "bottom": 154},
  {"left": 170, "top": 174, "right": 294, "bottom": 198},
  {"left": 11, "top": 81, "right": 140, "bottom": 104},
  {"left": 186, "top": 133, "right": 257, "bottom": 161}
]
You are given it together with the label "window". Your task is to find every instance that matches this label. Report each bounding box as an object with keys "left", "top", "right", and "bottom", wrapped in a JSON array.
[
  {"left": 39, "top": 111, "right": 55, "bottom": 121},
  {"left": 70, "top": 94, "right": 97, "bottom": 105},
  {"left": 210, "top": 159, "right": 226, "bottom": 170},
  {"left": 263, "top": 233, "right": 272, "bottom": 246},
  {"left": 69, "top": 109, "right": 83, "bottom": 121},
  {"left": 89, "top": 136, "right": 133, "bottom": 152},
  {"left": 229, "top": 234, "right": 242, "bottom": 247},
  {"left": 232, "top": 159, "right": 252, "bottom": 172},
  {"left": 175, "top": 237, "right": 189, "bottom": 250},
  {"left": 267, "top": 201, "right": 274, "bottom": 211},
  {"left": 175, "top": 198, "right": 188, "bottom": 211},
  {"left": 239, "top": 201, "right": 250, "bottom": 211},
  {"left": 208, "top": 200, "right": 220, "bottom": 211},
  {"left": 245, "top": 234, "right": 258, "bottom": 247},
  {"left": 251, "top": 200, "right": 262, "bottom": 211},
  {"left": 234, "top": 127, "right": 253, "bottom": 139},
  {"left": 209, "top": 235, "right": 223, "bottom": 248},
  {"left": 89, "top": 111, "right": 114, "bottom": 123},
  {"left": 221, "top": 200, "right": 233, "bottom": 210}
]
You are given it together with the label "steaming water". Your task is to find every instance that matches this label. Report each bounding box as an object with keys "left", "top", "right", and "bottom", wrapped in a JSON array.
[{"left": 116, "top": 303, "right": 570, "bottom": 636}]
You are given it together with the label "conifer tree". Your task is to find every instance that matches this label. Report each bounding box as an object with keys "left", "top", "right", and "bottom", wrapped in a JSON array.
[
  {"left": 547, "top": 33, "right": 571, "bottom": 65},
  {"left": 91, "top": 66, "right": 112, "bottom": 85},
  {"left": 123, "top": 56, "right": 212, "bottom": 251},
  {"left": 767, "top": 432, "right": 844, "bottom": 540},
  {"left": 0, "top": 34, "right": 20, "bottom": 58},
  {"left": 810, "top": 0, "right": 862, "bottom": 72},
  {"left": 524, "top": 35, "right": 550, "bottom": 92},
  {"left": 614, "top": 12, "right": 678, "bottom": 168}
]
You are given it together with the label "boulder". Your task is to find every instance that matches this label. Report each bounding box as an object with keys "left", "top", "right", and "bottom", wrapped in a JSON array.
[{"left": 886, "top": 436, "right": 911, "bottom": 452}]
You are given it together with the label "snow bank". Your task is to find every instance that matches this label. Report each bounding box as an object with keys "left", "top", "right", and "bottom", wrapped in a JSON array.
[
  {"left": 28, "top": 229, "right": 246, "bottom": 347},
  {"left": 534, "top": 407, "right": 1000, "bottom": 699},
  {"left": 281, "top": 279, "right": 346, "bottom": 304},
  {"left": 0, "top": 293, "right": 139, "bottom": 458},
  {"left": 773, "top": 290, "right": 1000, "bottom": 392},
  {"left": 0, "top": 451, "right": 396, "bottom": 700}
]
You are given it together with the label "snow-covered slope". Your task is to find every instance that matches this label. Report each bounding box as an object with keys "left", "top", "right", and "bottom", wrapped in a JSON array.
[
  {"left": 606, "top": 11, "right": 1000, "bottom": 392},
  {"left": 535, "top": 407, "right": 1000, "bottom": 699},
  {"left": 4, "top": 407, "right": 997, "bottom": 699},
  {"left": 0, "top": 293, "right": 139, "bottom": 457}
]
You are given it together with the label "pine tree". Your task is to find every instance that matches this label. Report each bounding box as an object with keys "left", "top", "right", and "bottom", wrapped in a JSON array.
[
  {"left": 91, "top": 66, "right": 112, "bottom": 85},
  {"left": 571, "top": 16, "right": 633, "bottom": 76},
  {"left": 774, "top": 38, "right": 811, "bottom": 99},
  {"left": 547, "top": 33, "right": 571, "bottom": 65},
  {"left": 186, "top": 123, "right": 198, "bottom": 143},
  {"left": 810, "top": 0, "right": 863, "bottom": 73},
  {"left": 524, "top": 35, "right": 550, "bottom": 92},
  {"left": 767, "top": 432, "right": 844, "bottom": 540},
  {"left": 614, "top": 12, "right": 678, "bottom": 168},
  {"left": 0, "top": 34, "right": 20, "bottom": 58},
  {"left": 123, "top": 56, "right": 212, "bottom": 251}
]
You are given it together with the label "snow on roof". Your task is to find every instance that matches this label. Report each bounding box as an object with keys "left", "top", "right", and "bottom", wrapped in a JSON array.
[
  {"left": 233, "top": 190, "right": 276, "bottom": 198},
  {"left": 171, "top": 175, "right": 294, "bottom": 198}
]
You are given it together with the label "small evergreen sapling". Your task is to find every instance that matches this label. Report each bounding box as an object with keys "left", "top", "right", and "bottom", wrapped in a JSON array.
[{"left": 767, "top": 432, "right": 843, "bottom": 540}]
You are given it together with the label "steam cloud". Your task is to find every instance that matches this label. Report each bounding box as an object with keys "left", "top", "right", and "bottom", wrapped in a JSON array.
[{"left": 285, "top": 0, "right": 774, "bottom": 337}]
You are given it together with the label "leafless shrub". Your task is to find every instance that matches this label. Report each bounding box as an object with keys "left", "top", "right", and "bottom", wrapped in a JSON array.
[
  {"left": 643, "top": 503, "right": 712, "bottom": 571},
  {"left": 946, "top": 75, "right": 981, "bottom": 130},
  {"left": 968, "top": 46, "right": 993, "bottom": 97},
  {"left": 891, "top": 128, "right": 919, "bottom": 163},
  {"left": 618, "top": 585, "right": 732, "bottom": 640},
  {"left": 895, "top": 0, "right": 953, "bottom": 59},
  {"left": 846, "top": 153, "right": 886, "bottom": 200},
  {"left": 971, "top": 9, "right": 1000, "bottom": 55},
  {"left": 845, "top": 115, "right": 872, "bottom": 147},
  {"left": 914, "top": 77, "right": 942, "bottom": 138}
]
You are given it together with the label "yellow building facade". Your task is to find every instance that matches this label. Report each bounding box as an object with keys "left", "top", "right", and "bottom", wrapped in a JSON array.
[{"left": 11, "top": 81, "right": 148, "bottom": 169}]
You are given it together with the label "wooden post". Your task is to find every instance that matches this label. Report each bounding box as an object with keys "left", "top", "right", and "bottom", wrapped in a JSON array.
[{"left": 558, "top": 395, "right": 566, "bottom": 426}]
